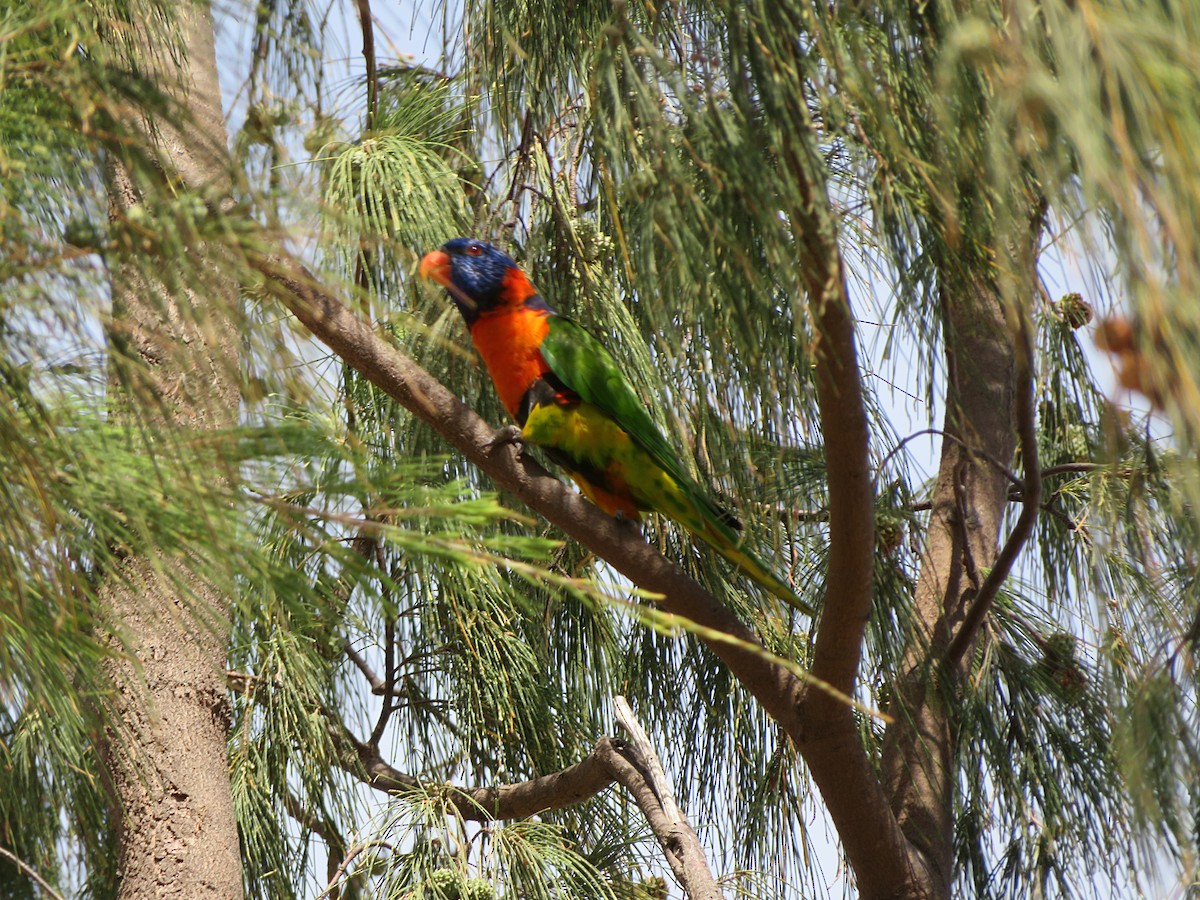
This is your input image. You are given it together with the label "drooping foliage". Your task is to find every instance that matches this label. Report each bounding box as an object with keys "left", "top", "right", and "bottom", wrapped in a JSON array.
[{"left": 3, "top": 0, "right": 1200, "bottom": 897}]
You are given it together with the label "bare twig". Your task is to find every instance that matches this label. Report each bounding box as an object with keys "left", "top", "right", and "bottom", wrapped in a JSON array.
[
  {"left": 281, "top": 791, "right": 348, "bottom": 890},
  {"left": 355, "top": 0, "right": 378, "bottom": 126},
  {"left": 1038, "top": 462, "right": 1105, "bottom": 478},
  {"left": 343, "top": 638, "right": 385, "bottom": 693},
  {"left": 0, "top": 846, "right": 67, "bottom": 900},
  {"left": 766, "top": 455, "right": 1108, "bottom": 524},
  {"left": 368, "top": 557, "right": 397, "bottom": 747},
  {"left": 316, "top": 838, "right": 394, "bottom": 900},
  {"left": 878, "top": 427, "right": 1022, "bottom": 488}
]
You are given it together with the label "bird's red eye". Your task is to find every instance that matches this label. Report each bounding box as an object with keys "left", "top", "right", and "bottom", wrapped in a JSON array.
[{"left": 466, "top": 244, "right": 483, "bottom": 256}]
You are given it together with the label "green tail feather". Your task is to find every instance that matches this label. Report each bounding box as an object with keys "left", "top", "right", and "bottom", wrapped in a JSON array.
[{"left": 710, "top": 538, "right": 817, "bottom": 617}]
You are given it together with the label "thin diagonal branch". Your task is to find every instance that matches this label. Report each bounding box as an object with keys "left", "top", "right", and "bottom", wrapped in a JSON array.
[
  {"left": 281, "top": 791, "right": 347, "bottom": 891},
  {"left": 0, "top": 846, "right": 67, "bottom": 900},
  {"left": 317, "top": 839, "right": 394, "bottom": 900},
  {"left": 343, "top": 638, "right": 385, "bottom": 693},
  {"left": 878, "top": 427, "right": 1023, "bottom": 488}
]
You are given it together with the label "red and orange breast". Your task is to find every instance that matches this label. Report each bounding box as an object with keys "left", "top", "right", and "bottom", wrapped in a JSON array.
[{"left": 469, "top": 305, "right": 553, "bottom": 418}]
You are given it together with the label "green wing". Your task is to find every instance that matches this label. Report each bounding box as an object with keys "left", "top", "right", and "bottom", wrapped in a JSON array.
[
  {"left": 542, "top": 315, "right": 815, "bottom": 615},
  {"left": 540, "top": 316, "right": 735, "bottom": 531}
]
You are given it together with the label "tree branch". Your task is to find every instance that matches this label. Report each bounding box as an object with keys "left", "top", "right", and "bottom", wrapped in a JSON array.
[
  {"left": 354, "top": 0, "right": 378, "bottom": 126},
  {"left": 249, "top": 249, "right": 914, "bottom": 895},
  {"left": 605, "top": 697, "right": 722, "bottom": 900},
  {"left": 281, "top": 790, "right": 348, "bottom": 891},
  {"left": 754, "top": 15, "right": 911, "bottom": 879},
  {"left": 226, "top": 666, "right": 616, "bottom": 823},
  {"left": 595, "top": 739, "right": 720, "bottom": 899},
  {"left": 878, "top": 427, "right": 1022, "bottom": 488},
  {"left": 799, "top": 232, "right": 875, "bottom": 703},
  {"left": 0, "top": 846, "right": 67, "bottom": 900},
  {"left": 317, "top": 839, "right": 394, "bottom": 900},
  {"left": 342, "top": 718, "right": 616, "bottom": 821},
  {"left": 613, "top": 696, "right": 681, "bottom": 824},
  {"left": 343, "top": 638, "right": 385, "bottom": 693},
  {"left": 790, "top": 240, "right": 925, "bottom": 896}
]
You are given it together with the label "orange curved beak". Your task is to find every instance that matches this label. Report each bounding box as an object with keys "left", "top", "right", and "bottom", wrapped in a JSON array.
[{"left": 419, "top": 249, "right": 452, "bottom": 287}]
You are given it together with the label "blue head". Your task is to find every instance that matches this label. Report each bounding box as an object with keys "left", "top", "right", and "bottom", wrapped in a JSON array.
[{"left": 419, "top": 238, "right": 538, "bottom": 323}]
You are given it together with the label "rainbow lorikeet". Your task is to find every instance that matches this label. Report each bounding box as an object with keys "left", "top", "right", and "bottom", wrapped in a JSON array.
[{"left": 419, "top": 238, "right": 813, "bottom": 616}]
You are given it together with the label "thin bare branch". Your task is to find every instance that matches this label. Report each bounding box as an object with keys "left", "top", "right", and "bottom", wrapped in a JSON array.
[
  {"left": 344, "top": 724, "right": 616, "bottom": 821},
  {"left": 596, "top": 737, "right": 721, "bottom": 900},
  {"left": 368, "top": 598, "right": 396, "bottom": 747},
  {"left": 316, "top": 839, "right": 394, "bottom": 900},
  {"left": 878, "top": 427, "right": 1022, "bottom": 488},
  {"left": 355, "top": 0, "right": 378, "bottom": 126},
  {"left": 0, "top": 846, "right": 67, "bottom": 900},
  {"left": 281, "top": 791, "right": 348, "bottom": 890},
  {"left": 1038, "top": 462, "right": 1106, "bottom": 478},
  {"left": 343, "top": 638, "right": 385, "bottom": 693}
]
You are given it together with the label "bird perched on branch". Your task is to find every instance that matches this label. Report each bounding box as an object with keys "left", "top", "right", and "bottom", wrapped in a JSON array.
[{"left": 419, "top": 238, "right": 812, "bottom": 616}]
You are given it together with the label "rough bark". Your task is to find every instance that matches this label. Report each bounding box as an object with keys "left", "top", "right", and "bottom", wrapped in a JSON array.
[{"left": 100, "top": 3, "right": 243, "bottom": 898}]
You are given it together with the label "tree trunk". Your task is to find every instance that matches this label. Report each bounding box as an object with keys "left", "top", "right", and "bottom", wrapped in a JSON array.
[
  {"left": 100, "top": 2, "right": 243, "bottom": 897},
  {"left": 879, "top": 261, "right": 1027, "bottom": 898}
]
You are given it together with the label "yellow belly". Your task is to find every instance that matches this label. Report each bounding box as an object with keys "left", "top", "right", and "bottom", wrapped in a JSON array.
[{"left": 521, "top": 400, "right": 691, "bottom": 522}]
